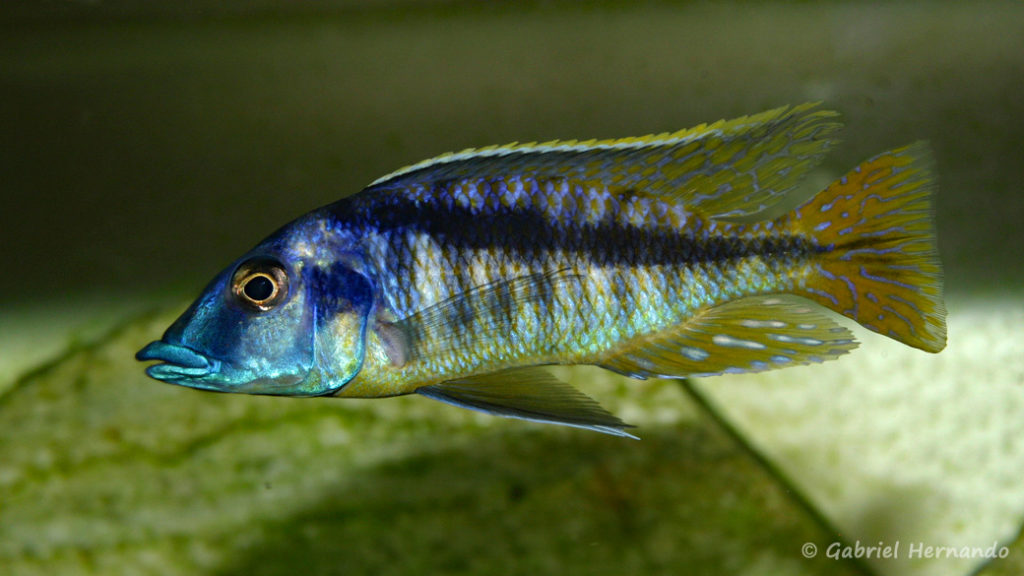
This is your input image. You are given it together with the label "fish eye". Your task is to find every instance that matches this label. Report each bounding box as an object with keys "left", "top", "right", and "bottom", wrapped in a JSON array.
[{"left": 231, "top": 259, "right": 289, "bottom": 311}]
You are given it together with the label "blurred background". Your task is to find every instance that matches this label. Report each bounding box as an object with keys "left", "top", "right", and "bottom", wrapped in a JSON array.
[
  {"left": 1, "top": 2, "right": 1022, "bottom": 576},
  {"left": 4, "top": 0, "right": 1022, "bottom": 300}
]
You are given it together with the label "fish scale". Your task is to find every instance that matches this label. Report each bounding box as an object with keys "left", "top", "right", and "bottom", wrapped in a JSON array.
[
  {"left": 345, "top": 176, "right": 808, "bottom": 391},
  {"left": 137, "top": 104, "right": 945, "bottom": 438}
]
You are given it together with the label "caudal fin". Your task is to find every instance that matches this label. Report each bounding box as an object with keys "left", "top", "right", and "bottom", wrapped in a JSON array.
[{"left": 792, "top": 142, "right": 946, "bottom": 352}]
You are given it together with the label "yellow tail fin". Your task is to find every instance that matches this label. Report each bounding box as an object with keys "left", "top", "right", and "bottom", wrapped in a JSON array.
[{"left": 792, "top": 142, "right": 946, "bottom": 352}]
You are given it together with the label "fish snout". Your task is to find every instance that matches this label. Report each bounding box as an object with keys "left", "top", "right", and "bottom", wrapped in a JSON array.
[{"left": 136, "top": 341, "right": 220, "bottom": 382}]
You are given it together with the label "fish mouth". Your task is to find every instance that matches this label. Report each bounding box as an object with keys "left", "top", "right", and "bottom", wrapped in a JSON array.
[{"left": 136, "top": 341, "right": 220, "bottom": 382}]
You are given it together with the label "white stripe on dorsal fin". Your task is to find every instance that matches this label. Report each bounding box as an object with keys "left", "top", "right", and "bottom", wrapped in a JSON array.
[{"left": 366, "top": 103, "right": 842, "bottom": 219}]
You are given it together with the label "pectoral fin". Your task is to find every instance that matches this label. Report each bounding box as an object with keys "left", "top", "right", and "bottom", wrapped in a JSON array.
[
  {"left": 600, "top": 295, "right": 858, "bottom": 379},
  {"left": 417, "top": 367, "right": 636, "bottom": 439},
  {"left": 381, "top": 270, "right": 579, "bottom": 365}
]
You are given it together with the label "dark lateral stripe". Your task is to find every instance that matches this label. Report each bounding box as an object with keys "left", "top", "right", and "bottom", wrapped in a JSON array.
[{"left": 336, "top": 193, "right": 811, "bottom": 267}]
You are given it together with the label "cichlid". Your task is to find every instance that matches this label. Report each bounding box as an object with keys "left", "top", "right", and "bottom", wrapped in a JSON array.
[{"left": 137, "top": 104, "right": 946, "bottom": 438}]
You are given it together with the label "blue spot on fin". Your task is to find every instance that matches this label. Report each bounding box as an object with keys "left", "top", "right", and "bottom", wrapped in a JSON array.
[
  {"left": 367, "top": 103, "right": 842, "bottom": 219},
  {"left": 794, "top": 142, "right": 946, "bottom": 353},
  {"left": 598, "top": 295, "right": 858, "bottom": 379}
]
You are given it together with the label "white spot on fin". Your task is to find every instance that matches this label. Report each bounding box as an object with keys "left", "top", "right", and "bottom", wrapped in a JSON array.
[
  {"left": 599, "top": 294, "right": 858, "bottom": 380},
  {"left": 740, "top": 319, "right": 787, "bottom": 329},
  {"left": 712, "top": 334, "right": 767, "bottom": 350},
  {"left": 771, "top": 334, "right": 825, "bottom": 346},
  {"left": 680, "top": 346, "right": 710, "bottom": 361}
]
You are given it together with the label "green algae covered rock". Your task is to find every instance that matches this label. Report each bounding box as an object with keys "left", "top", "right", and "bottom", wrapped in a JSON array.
[{"left": 0, "top": 310, "right": 857, "bottom": 576}]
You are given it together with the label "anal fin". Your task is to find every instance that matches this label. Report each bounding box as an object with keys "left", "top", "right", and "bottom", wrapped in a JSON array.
[
  {"left": 600, "top": 295, "right": 858, "bottom": 379},
  {"left": 417, "top": 367, "right": 636, "bottom": 439}
]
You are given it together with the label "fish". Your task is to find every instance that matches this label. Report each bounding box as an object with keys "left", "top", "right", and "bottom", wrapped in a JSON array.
[{"left": 137, "top": 103, "right": 946, "bottom": 438}]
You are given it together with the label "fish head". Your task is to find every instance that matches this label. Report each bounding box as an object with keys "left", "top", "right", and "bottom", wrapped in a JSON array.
[{"left": 137, "top": 219, "right": 374, "bottom": 397}]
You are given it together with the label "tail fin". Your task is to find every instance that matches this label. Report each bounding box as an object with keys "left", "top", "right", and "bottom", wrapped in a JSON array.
[{"left": 791, "top": 142, "right": 946, "bottom": 352}]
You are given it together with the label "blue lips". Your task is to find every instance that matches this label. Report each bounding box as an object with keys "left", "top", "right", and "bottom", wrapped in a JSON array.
[{"left": 136, "top": 341, "right": 220, "bottom": 382}]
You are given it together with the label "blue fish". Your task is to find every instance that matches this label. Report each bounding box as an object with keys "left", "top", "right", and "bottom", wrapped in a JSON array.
[{"left": 137, "top": 104, "right": 946, "bottom": 438}]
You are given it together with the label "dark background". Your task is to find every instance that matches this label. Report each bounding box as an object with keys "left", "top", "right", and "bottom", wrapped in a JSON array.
[{"left": 3, "top": 1, "right": 1021, "bottom": 308}]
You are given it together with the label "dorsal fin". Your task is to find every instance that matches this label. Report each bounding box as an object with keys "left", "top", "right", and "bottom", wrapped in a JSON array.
[
  {"left": 367, "top": 103, "right": 842, "bottom": 218},
  {"left": 599, "top": 295, "right": 859, "bottom": 379}
]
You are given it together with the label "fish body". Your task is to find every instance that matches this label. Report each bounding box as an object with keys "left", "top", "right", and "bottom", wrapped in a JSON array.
[{"left": 137, "top": 104, "right": 946, "bottom": 437}]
